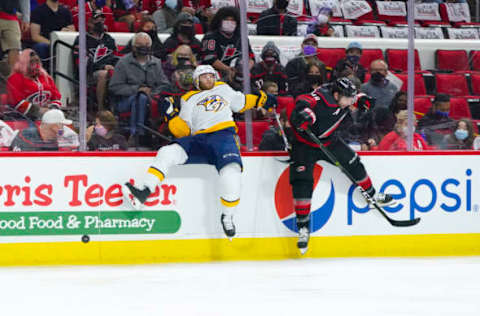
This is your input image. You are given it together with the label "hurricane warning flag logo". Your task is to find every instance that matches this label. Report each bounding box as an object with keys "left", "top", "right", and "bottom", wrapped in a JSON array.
[
  {"left": 274, "top": 165, "right": 335, "bottom": 233},
  {"left": 197, "top": 95, "right": 227, "bottom": 112}
]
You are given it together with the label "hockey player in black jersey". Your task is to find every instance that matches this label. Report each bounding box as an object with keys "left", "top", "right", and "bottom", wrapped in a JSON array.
[{"left": 289, "top": 78, "right": 396, "bottom": 254}]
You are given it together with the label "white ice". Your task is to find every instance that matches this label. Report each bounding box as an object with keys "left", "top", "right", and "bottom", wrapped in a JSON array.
[{"left": 1, "top": 257, "right": 479, "bottom": 316}]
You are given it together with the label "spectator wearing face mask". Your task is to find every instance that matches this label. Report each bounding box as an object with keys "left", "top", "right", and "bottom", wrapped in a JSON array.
[
  {"left": 111, "top": 0, "right": 142, "bottom": 30},
  {"left": 417, "top": 93, "right": 455, "bottom": 146},
  {"left": 440, "top": 118, "right": 475, "bottom": 150},
  {"left": 256, "top": 0, "right": 297, "bottom": 36},
  {"left": 200, "top": 6, "right": 255, "bottom": 82},
  {"left": 152, "top": 0, "right": 182, "bottom": 33},
  {"left": 10, "top": 109, "right": 73, "bottom": 151},
  {"left": 72, "top": 0, "right": 114, "bottom": 32},
  {"left": 285, "top": 34, "right": 326, "bottom": 98},
  {"left": 378, "top": 110, "right": 429, "bottom": 151},
  {"left": 162, "top": 12, "right": 202, "bottom": 60},
  {"left": 162, "top": 44, "right": 198, "bottom": 81},
  {"left": 7, "top": 49, "right": 62, "bottom": 119},
  {"left": 87, "top": 110, "right": 128, "bottom": 151},
  {"left": 307, "top": 7, "right": 334, "bottom": 37},
  {"left": 331, "top": 42, "right": 366, "bottom": 83},
  {"left": 361, "top": 59, "right": 398, "bottom": 109},
  {"left": 251, "top": 41, "right": 288, "bottom": 95},
  {"left": 109, "top": 32, "right": 169, "bottom": 141},
  {"left": 121, "top": 16, "right": 165, "bottom": 60},
  {"left": 74, "top": 12, "right": 118, "bottom": 110}
]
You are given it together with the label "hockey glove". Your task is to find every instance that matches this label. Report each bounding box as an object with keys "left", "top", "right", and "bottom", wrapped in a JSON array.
[
  {"left": 354, "top": 93, "right": 375, "bottom": 112},
  {"left": 291, "top": 107, "right": 316, "bottom": 131},
  {"left": 159, "top": 97, "right": 179, "bottom": 122},
  {"left": 255, "top": 90, "right": 277, "bottom": 111}
]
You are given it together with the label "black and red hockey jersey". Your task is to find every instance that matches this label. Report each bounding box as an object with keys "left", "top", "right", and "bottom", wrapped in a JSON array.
[
  {"left": 200, "top": 30, "right": 254, "bottom": 68},
  {"left": 73, "top": 33, "right": 118, "bottom": 75},
  {"left": 289, "top": 87, "right": 349, "bottom": 147},
  {"left": 250, "top": 61, "right": 288, "bottom": 95}
]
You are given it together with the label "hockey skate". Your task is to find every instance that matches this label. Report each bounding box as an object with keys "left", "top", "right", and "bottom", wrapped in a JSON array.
[
  {"left": 221, "top": 214, "right": 236, "bottom": 240},
  {"left": 297, "top": 227, "right": 310, "bottom": 255},
  {"left": 371, "top": 192, "right": 398, "bottom": 209},
  {"left": 123, "top": 182, "right": 151, "bottom": 210}
]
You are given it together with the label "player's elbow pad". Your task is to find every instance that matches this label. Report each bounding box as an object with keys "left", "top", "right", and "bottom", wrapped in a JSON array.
[{"left": 168, "top": 116, "right": 191, "bottom": 138}]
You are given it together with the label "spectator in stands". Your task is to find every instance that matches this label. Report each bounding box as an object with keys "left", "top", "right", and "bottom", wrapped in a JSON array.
[
  {"left": 262, "top": 81, "right": 279, "bottom": 95},
  {"left": 30, "top": 0, "right": 74, "bottom": 64},
  {"left": 201, "top": 6, "right": 255, "bottom": 82},
  {"left": 0, "top": 0, "right": 30, "bottom": 72},
  {"left": 152, "top": 0, "right": 181, "bottom": 33},
  {"left": 72, "top": 0, "right": 114, "bottom": 32},
  {"left": 331, "top": 42, "right": 367, "bottom": 83},
  {"left": 109, "top": 32, "right": 169, "bottom": 142},
  {"left": 256, "top": 0, "right": 297, "bottom": 36},
  {"left": 417, "top": 93, "right": 455, "bottom": 146},
  {"left": 440, "top": 118, "right": 475, "bottom": 150},
  {"left": 162, "top": 44, "right": 198, "bottom": 80},
  {"left": 74, "top": 12, "right": 118, "bottom": 110},
  {"left": 7, "top": 49, "right": 62, "bottom": 119},
  {"left": 259, "top": 109, "right": 293, "bottom": 151},
  {"left": 162, "top": 12, "right": 202, "bottom": 60},
  {"left": 10, "top": 108, "right": 72, "bottom": 151},
  {"left": 111, "top": 0, "right": 140, "bottom": 30},
  {"left": 378, "top": 110, "right": 429, "bottom": 151},
  {"left": 307, "top": 7, "right": 334, "bottom": 37},
  {"left": 361, "top": 59, "right": 398, "bottom": 109},
  {"left": 87, "top": 110, "right": 127, "bottom": 151},
  {"left": 121, "top": 16, "right": 165, "bottom": 60},
  {"left": 251, "top": 41, "right": 288, "bottom": 95},
  {"left": 182, "top": 0, "right": 213, "bottom": 33},
  {"left": 285, "top": 34, "right": 326, "bottom": 98},
  {"left": 389, "top": 91, "right": 407, "bottom": 117}
]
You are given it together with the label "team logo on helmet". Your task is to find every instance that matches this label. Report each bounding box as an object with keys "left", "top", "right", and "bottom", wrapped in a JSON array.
[{"left": 197, "top": 95, "right": 227, "bottom": 112}]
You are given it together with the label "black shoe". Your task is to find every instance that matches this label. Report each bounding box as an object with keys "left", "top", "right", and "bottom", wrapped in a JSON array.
[
  {"left": 221, "top": 214, "right": 236, "bottom": 240},
  {"left": 123, "top": 182, "right": 151, "bottom": 210},
  {"left": 297, "top": 227, "right": 310, "bottom": 255}
]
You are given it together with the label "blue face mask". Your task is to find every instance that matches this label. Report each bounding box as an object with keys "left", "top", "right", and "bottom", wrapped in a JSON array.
[
  {"left": 347, "top": 55, "right": 360, "bottom": 65},
  {"left": 95, "top": 0, "right": 106, "bottom": 8},
  {"left": 455, "top": 129, "right": 468, "bottom": 141},
  {"left": 435, "top": 110, "right": 449, "bottom": 118},
  {"left": 165, "top": 0, "right": 177, "bottom": 10}
]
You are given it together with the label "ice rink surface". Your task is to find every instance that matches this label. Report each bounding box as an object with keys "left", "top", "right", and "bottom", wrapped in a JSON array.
[{"left": 1, "top": 257, "right": 479, "bottom": 316}]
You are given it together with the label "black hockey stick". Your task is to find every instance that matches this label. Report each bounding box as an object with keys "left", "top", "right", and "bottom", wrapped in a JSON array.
[{"left": 304, "top": 128, "right": 420, "bottom": 227}]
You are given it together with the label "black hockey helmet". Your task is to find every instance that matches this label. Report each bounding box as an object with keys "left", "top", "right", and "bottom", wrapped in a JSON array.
[{"left": 331, "top": 77, "right": 357, "bottom": 98}]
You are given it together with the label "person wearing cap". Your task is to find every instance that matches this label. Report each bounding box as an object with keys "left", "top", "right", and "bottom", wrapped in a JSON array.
[
  {"left": 256, "top": 0, "right": 297, "bottom": 36},
  {"left": 331, "top": 41, "right": 367, "bottom": 83},
  {"left": 72, "top": 0, "right": 114, "bottom": 32},
  {"left": 285, "top": 34, "right": 326, "bottom": 98},
  {"left": 416, "top": 93, "right": 455, "bottom": 146},
  {"left": 10, "top": 109, "right": 72, "bottom": 151},
  {"left": 73, "top": 12, "right": 118, "bottom": 110},
  {"left": 162, "top": 12, "right": 202, "bottom": 61},
  {"left": 120, "top": 16, "right": 165, "bottom": 60},
  {"left": 251, "top": 41, "right": 288, "bottom": 95},
  {"left": 30, "top": 0, "right": 74, "bottom": 65},
  {"left": 109, "top": 32, "right": 169, "bottom": 146},
  {"left": 152, "top": 0, "right": 182, "bottom": 33}
]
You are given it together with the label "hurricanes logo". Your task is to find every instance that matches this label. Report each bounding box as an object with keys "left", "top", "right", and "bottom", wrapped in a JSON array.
[
  {"left": 28, "top": 91, "right": 52, "bottom": 107},
  {"left": 197, "top": 95, "right": 227, "bottom": 112}
]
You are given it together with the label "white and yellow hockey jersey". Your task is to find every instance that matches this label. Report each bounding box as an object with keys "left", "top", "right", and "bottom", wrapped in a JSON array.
[{"left": 168, "top": 82, "right": 268, "bottom": 138}]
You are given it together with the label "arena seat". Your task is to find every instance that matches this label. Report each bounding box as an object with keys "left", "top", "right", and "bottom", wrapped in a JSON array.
[
  {"left": 435, "top": 73, "right": 472, "bottom": 97},
  {"left": 435, "top": 50, "right": 469, "bottom": 72},
  {"left": 469, "top": 73, "right": 480, "bottom": 95},
  {"left": 449, "top": 97, "right": 472, "bottom": 119},
  {"left": 386, "top": 49, "right": 422, "bottom": 72},
  {"left": 359, "top": 49, "right": 384, "bottom": 69},
  {"left": 113, "top": 21, "right": 130, "bottom": 33},
  {"left": 414, "top": 97, "right": 433, "bottom": 118},
  {"left": 316, "top": 48, "right": 346, "bottom": 69},
  {"left": 470, "top": 50, "right": 480, "bottom": 72},
  {"left": 236, "top": 121, "right": 271, "bottom": 147},
  {"left": 394, "top": 73, "right": 428, "bottom": 96},
  {"left": 276, "top": 96, "right": 294, "bottom": 113}
]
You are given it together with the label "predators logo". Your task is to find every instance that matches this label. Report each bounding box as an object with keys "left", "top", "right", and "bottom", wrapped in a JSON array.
[{"left": 197, "top": 95, "right": 228, "bottom": 112}]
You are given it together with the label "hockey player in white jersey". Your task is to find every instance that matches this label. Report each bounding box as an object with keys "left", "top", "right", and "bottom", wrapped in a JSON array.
[{"left": 123, "top": 65, "right": 277, "bottom": 238}]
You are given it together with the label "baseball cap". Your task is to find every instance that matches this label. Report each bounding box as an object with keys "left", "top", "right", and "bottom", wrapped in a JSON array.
[
  {"left": 92, "top": 9, "right": 106, "bottom": 19},
  {"left": 347, "top": 41, "right": 363, "bottom": 52},
  {"left": 42, "top": 109, "right": 73, "bottom": 125},
  {"left": 303, "top": 33, "right": 318, "bottom": 45}
]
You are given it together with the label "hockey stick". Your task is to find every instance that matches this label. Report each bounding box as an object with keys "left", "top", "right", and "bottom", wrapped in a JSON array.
[
  {"left": 304, "top": 128, "right": 420, "bottom": 227},
  {"left": 273, "top": 112, "right": 290, "bottom": 152}
]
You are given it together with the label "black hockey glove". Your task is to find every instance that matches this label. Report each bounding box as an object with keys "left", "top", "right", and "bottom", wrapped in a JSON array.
[
  {"left": 291, "top": 107, "right": 317, "bottom": 131},
  {"left": 355, "top": 93, "right": 375, "bottom": 112},
  {"left": 159, "top": 97, "right": 179, "bottom": 122}
]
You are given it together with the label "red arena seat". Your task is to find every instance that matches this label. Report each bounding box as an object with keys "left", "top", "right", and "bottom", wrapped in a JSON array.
[
  {"left": 236, "top": 121, "right": 271, "bottom": 147},
  {"left": 470, "top": 50, "right": 480, "bottom": 72},
  {"left": 449, "top": 97, "right": 472, "bottom": 119},
  {"left": 414, "top": 97, "right": 433, "bottom": 118},
  {"left": 386, "top": 49, "right": 422, "bottom": 72},
  {"left": 394, "top": 73, "right": 428, "bottom": 96},
  {"left": 360, "top": 49, "right": 384, "bottom": 69},
  {"left": 435, "top": 73, "right": 470, "bottom": 97},
  {"left": 469, "top": 73, "right": 480, "bottom": 95},
  {"left": 276, "top": 96, "right": 294, "bottom": 113},
  {"left": 316, "top": 48, "right": 346, "bottom": 69},
  {"left": 436, "top": 50, "right": 469, "bottom": 72},
  {"left": 113, "top": 21, "right": 130, "bottom": 32}
]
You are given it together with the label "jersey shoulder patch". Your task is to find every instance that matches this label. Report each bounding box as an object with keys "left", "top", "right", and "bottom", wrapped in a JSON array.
[{"left": 181, "top": 90, "right": 202, "bottom": 102}]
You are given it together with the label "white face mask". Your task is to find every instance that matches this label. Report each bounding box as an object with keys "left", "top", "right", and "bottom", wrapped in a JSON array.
[
  {"left": 221, "top": 20, "right": 236, "bottom": 33},
  {"left": 317, "top": 14, "right": 329, "bottom": 25}
]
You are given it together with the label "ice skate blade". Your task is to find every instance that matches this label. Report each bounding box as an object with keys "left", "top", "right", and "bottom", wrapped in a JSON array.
[
  {"left": 122, "top": 184, "right": 143, "bottom": 211},
  {"left": 299, "top": 247, "right": 308, "bottom": 255}
]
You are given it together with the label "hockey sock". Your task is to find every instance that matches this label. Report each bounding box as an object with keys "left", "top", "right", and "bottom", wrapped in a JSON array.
[
  {"left": 294, "top": 199, "right": 311, "bottom": 228},
  {"left": 357, "top": 176, "right": 375, "bottom": 197},
  {"left": 219, "top": 163, "right": 242, "bottom": 216},
  {"left": 144, "top": 143, "right": 188, "bottom": 192}
]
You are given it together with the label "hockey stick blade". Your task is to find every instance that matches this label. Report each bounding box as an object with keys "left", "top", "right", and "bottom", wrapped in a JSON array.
[{"left": 373, "top": 202, "right": 421, "bottom": 227}]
